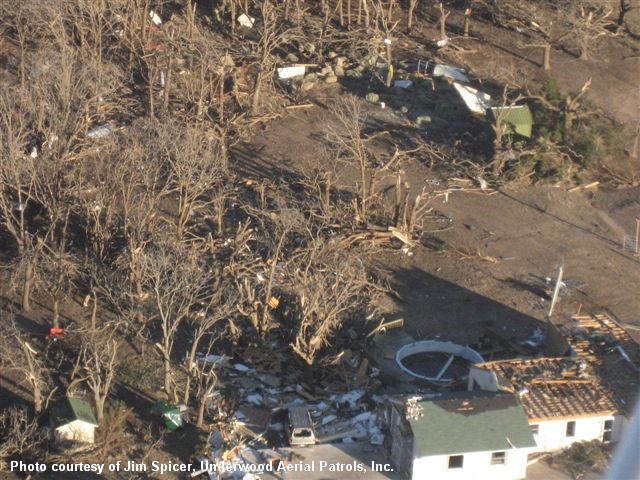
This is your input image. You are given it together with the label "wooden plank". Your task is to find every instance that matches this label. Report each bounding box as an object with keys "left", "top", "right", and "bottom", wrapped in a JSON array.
[{"left": 568, "top": 181, "right": 599, "bottom": 193}]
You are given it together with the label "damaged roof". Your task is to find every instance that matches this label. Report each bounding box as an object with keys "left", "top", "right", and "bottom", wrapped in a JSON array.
[
  {"left": 410, "top": 391, "right": 536, "bottom": 456},
  {"left": 475, "top": 357, "right": 620, "bottom": 421},
  {"left": 475, "top": 313, "right": 640, "bottom": 421}
]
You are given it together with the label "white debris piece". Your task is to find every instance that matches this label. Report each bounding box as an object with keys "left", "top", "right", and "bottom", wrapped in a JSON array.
[
  {"left": 46, "top": 134, "right": 58, "bottom": 149},
  {"left": 350, "top": 411, "right": 375, "bottom": 425},
  {"left": 237, "top": 13, "right": 255, "bottom": 28},
  {"left": 476, "top": 176, "right": 488, "bottom": 190},
  {"left": 433, "top": 64, "right": 470, "bottom": 83},
  {"left": 452, "top": 82, "right": 492, "bottom": 115},
  {"left": 234, "top": 363, "right": 252, "bottom": 372},
  {"left": 87, "top": 124, "right": 115, "bottom": 139},
  {"left": 321, "top": 414, "right": 338, "bottom": 425},
  {"left": 330, "top": 389, "right": 365, "bottom": 409},
  {"left": 197, "top": 353, "right": 228, "bottom": 366},
  {"left": 149, "top": 10, "right": 162, "bottom": 26},
  {"left": 369, "top": 423, "right": 385, "bottom": 445},
  {"left": 393, "top": 80, "right": 413, "bottom": 88},
  {"left": 246, "top": 394, "right": 263, "bottom": 405},
  {"left": 277, "top": 65, "right": 306, "bottom": 79}
]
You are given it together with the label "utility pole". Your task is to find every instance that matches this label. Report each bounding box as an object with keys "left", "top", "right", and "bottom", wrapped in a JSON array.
[{"left": 547, "top": 264, "right": 564, "bottom": 319}]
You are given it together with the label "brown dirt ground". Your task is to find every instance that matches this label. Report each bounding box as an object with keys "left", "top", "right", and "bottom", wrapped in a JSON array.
[{"left": 241, "top": 90, "right": 640, "bottom": 349}]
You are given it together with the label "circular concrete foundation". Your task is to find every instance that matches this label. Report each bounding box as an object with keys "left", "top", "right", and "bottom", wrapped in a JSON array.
[{"left": 395, "top": 340, "right": 484, "bottom": 383}]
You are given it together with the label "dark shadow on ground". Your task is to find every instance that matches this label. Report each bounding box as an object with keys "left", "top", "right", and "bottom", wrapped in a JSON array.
[
  {"left": 163, "top": 423, "right": 206, "bottom": 462},
  {"left": 0, "top": 374, "right": 32, "bottom": 410},
  {"left": 383, "top": 265, "right": 544, "bottom": 356}
]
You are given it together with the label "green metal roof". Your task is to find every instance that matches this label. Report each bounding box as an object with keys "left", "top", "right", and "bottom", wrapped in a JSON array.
[
  {"left": 68, "top": 397, "right": 98, "bottom": 425},
  {"left": 51, "top": 397, "right": 98, "bottom": 426},
  {"left": 409, "top": 391, "right": 536, "bottom": 457},
  {"left": 151, "top": 401, "right": 183, "bottom": 430},
  {"left": 491, "top": 104, "right": 533, "bottom": 138}
]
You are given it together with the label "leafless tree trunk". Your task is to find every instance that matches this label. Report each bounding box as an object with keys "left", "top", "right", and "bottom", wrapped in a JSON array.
[
  {"left": 437, "top": 2, "right": 450, "bottom": 40},
  {"left": 463, "top": 4, "right": 472, "bottom": 37},
  {"left": 79, "top": 330, "right": 120, "bottom": 423},
  {"left": 1, "top": 319, "right": 50, "bottom": 414},
  {"left": 407, "top": 0, "right": 419, "bottom": 33}
]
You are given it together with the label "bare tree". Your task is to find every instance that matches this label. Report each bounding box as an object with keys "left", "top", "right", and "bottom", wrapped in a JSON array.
[
  {"left": 112, "top": 122, "right": 170, "bottom": 326},
  {"left": 140, "top": 241, "right": 212, "bottom": 402},
  {"left": 437, "top": 1, "right": 451, "bottom": 41},
  {"left": 0, "top": 407, "right": 46, "bottom": 465},
  {"left": 160, "top": 124, "right": 230, "bottom": 240},
  {"left": 288, "top": 236, "right": 381, "bottom": 366},
  {"left": 250, "top": 0, "right": 301, "bottom": 115},
  {"left": 326, "top": 96, "right": 391, "bottom": 226},
  {"left": 77, "top": 329, "right": 121, "bottom": 423},
  {"left": 566, "top": 2, "right": 614, "bottom": 60},
  {"left": 406, "top": 0, "right": 420, "bottom": 33},
  {"left": 0, "top": 93, "right": 51, "bottom": 311},
  {"left": 1, "top": 319, "right": 52, "bottom": 414},
  {"left": 232, "top": 209, "right": 304, "bottom": 337},
  {"left": 40, "top": 231, "right": 79, "bottom": 328},
  {"left": 182, "top": 272, "right": 235, "bottom": 405},
  {"left": 191, "top": 339, "right": 221, "bottom": 429}
]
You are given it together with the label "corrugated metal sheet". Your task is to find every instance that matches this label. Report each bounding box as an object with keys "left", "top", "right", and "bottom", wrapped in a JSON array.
[{"left": 491, "top": 105, "right": 533, "bottom": 138}]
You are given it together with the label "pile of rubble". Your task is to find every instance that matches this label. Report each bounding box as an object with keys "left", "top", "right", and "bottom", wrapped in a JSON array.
[{"left": 191, "top": 345, "right": 390, "bottom": 477}]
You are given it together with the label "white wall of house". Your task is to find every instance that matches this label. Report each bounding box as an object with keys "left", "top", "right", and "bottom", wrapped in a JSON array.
[
  {"left": 54, "top": 420, "right": 96, "bottom": 443},
  {"left": 531, "top": 415, "right": 624, "bottom": 452},
  {"left": 411, "top": 448, "right": 531, "bottom": 480}
]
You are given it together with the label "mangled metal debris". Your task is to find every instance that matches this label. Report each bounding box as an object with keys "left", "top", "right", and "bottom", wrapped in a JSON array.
[
  {"left": 432, "top": 64, "right": 470, "bottom": 83},
  {"left": 452, "top": 82, "right": 491, "bottom": 115}
]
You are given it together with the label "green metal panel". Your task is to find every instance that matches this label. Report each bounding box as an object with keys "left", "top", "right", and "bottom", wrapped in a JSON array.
[{"left": 491, "top": 105, "right": 533, "bottom": 138}]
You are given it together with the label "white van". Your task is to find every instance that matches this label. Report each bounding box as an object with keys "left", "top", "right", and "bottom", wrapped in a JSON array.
[{"left": 286, "top": 407, "right": 317, "bottom": 447}]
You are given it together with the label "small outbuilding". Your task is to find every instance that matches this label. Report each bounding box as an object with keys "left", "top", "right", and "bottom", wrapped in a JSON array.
[
  {"left": 50, "top": 397, "right": 98, "bottom": 444},
  {"left": 389, "top": 391, "right": 536, "bottom": 480}
]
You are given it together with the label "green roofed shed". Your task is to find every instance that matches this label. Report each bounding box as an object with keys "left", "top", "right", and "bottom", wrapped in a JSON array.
[
  {"left": 491, "top": 104, "right": 533, "bottom": 138},
  {"left": 50, "top": 397, "right": 98, "bottom": 444},
  {"left": 409, "top": 391, "right": 536, "bottom": 456},
  {"left": 51, "top": 397, "right": 98, "bottom": 427}
]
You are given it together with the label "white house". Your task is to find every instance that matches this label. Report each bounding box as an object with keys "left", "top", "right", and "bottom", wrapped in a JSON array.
[
  {"left": 468, "top": 313, "right": 639, "bottom": 454},
  {"left": 388, "top": 391, "right": 537, "bottom": 480},
  {"left": 468, "top": 358, "right": 626, "bottom": 453},
  {"left": 50, "top": 397, "right": 98, "bottom": 444}
]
